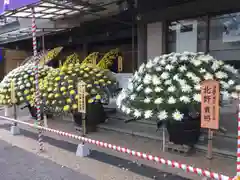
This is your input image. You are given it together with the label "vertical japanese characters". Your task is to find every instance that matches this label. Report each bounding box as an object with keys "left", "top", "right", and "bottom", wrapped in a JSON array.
[{"left": 201, "top": 80, "right": 220, "bottom": 130}]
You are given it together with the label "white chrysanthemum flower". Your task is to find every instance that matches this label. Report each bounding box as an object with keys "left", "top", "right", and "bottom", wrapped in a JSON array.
[
  {"left": 164, "top": 80, "right": 172, "bottom": 85},
  {"left": 211, "top": 62, "right": 220, "bottom": 71},
  {"left": 144, "top": 87, "right": 153, "bottom": 94},
  {"left": 121, "top": 105, "right": 127, "bottom": 112},
  {"left": 143, "top": 74, "right": 152, "bottom": 84},
  {"left": 231, "top": 92, "right": 239, "bottom": 99},
  {"left": 165, "top": 64, "right": 174, "bottom": 71},
  {"left": 235, "top": 85, "right": 240, "bottom": 91},
  {"left": 136, "top": 84, "right": 143, "bottom": 92},
  {"left": 23, "top": 74, "right": 28, "bottom": 79},
  {"left": 138, "top": 63, "right": 145, "bottom": 74},
  {"left": 134, "top": 109, "right": 142, "bottom": 118},
  {"left": 162, "top": 54, "right": 168, "bottom": 59},
  {"left": 178, "top": 79, "right": 187, "bottom": 86},
  {"left": 224, "top": 64, "right": 238, "bottom": 74},
  {"left": 192, "top": 76, "right": 201, "bottom": 83},
  {"left": 175, "top": 53, "right": 181, "bottom": 56},
  {"left": 146, "top": 61, "right": 154, "bottom": 69},
  {"left": 144, "top": 110, "right": 153, "bottom": 119},
  {"left": 172, "top": 110, "right": 184, "bottom": 121},
  {"left": 183, "top": 51, "right": 191, "bottom": 55},
  {"left": 194, "top": 84, "right": 201, "bottom": 90},
  {"left": 180, "top": 96, "right": 190, "bottom": 103},
  {"left": 171, "top": 56, "right": 178, "bottom": 63},
  {"left": 215, "top": 71, "right": 228, "bottom": 79},
  {"left": 200, "top": 54, "right": 213, "bottom": 62},
  {"left": 133, "top": 72, "right": 139, "bottom": 79},
  {"left": 160, "top": 72, "right": 169, "bottom": 79},
  {"left": 26, "top": 83, "right": 31, "bottom": 87},
  {"left": 204, "top": 73, "right": 213, "bottom": 80},
  {"left": 168, "top": 96, "right": 176, "bottom": 104},
  {"left": 199, "top": 68, "right": 206, "bottom": 73},
  {"left": 180, "top": 55, "right": 188, "bottom": 61},
  {"left": 219, "top": 60, "right": 224, "bottom": 65},
  {"left": 19, "top": 85, "right": 25, "bottom": 90},
  {"left": 158, "top": 110, "right": 168, "bottom": 120},
  {"left": 159, "top": 60, "right": 166, "bottom": 65},
  {"left": 126, "top": 108, "right": 131, "bottom": 115},
  {"left": 179, "top": 65, "right": 187, "bottom": 72},
  {"left": 17, "top": 81, "right": 22, "bottom": 85},
  {"left": 153, "top": 56, "right": 160, "bottom": 64},
  {"left": 191, "top": 59, "right": 202, "bottom": 67},
  {"left": 181, "top": 84, "right": 192, "bottom": 93},
  {"left": 167, "top": 86, "right": 176, "bottom": 92},
  {"left": 193, "top": 93, "right": 201, "bottom": 102},
  {"left": 186, "top": 72, "right": 196, "bottom": 79},
  {"left": 221, "top": 81, "right": 230, "bottom": 89},
  {"left": 155, "top": 66, "right": 162, "bottom": 72},
  {"left": 116, "top": 91, "right": 127, "bottom": 107},
  {"left": 130, "top": 94, "right": 136, "bottom": 100},
  {"left": 152, "top": 75, "right": 161, "bottom": 85},
  {"left": 154, "top": 98, "right": 163, "bottom": 104},
  {"left": 173, "top": 74, "right": 180, "bottom": 81},
  {"left": 228, "top": 80, "right": 235, "bottom": 86},
  {"left": 144, "top": 98, "right": 151, "bottom": 103},
  {"left": 154, "top": 87, "right": 162, "bottom": 92}
]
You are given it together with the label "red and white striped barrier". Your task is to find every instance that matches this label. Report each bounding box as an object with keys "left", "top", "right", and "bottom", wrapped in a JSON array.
[
  {"left": 31, "top": 7, "right": 43, "bottom": 151},
  {"left": 0, "top": 115, "right": 232, "bottom": 180},
  {"left": 237, "top": 104, "right": 240, "bottom": 178}
]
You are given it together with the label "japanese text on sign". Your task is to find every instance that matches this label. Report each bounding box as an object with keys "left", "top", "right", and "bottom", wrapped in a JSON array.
[{"left": 201, "top": 80, "right": 220, "bottom": 130}]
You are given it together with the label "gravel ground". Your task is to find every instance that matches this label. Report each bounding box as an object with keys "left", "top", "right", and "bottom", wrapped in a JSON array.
[{"left": 0, "top": 139, "right": 94, "bottom": 180}]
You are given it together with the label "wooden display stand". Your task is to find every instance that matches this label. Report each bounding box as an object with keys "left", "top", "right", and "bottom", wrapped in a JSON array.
[
  {"left": 10, "top": 79, "right": 20, "bottom": 135},
  {"left": 76, "top": 81, "right": 90, "bottom": 157}
]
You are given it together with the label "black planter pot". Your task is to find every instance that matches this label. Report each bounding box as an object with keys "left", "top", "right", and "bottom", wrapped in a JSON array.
[
  {"left": 73, "top": 102, "right": 106, "bottom": 132},
  {"left": 27, "top": 106, "right": 44, "bottom": 120},
  {"left": 166, "top": 114, "right": 201, "bottom": 147}
]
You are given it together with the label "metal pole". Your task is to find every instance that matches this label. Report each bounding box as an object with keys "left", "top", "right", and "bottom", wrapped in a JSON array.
[
  {"left": 131, "top": 20, "right": 135, "bottom": 72},
  {"left": 31, "top": 7, "right": 44, "bottom": 151},
  {"left": 13, "top": 104, "right": 17, "bottom": 126},
  {"left": 162, "top": 123, "right": 166, "bottom": 152},
  {"left": 42, "top": 35, "right": 45, "bottom": 53},
  {"left": 207, "top": 129, "right": 213, "bottom": 159}
]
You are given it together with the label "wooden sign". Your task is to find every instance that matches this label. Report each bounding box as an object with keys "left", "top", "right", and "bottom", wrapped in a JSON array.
[
  {"left": 118, "top": 56, "right": 123, "bottom": 72},
  {"left": 77, "top": 81, "right": 87, "bottom": 113},
  {"left": 201, "top": 80, "right": 220, "bottom": 130},
  {"left": 10, "top": 79, "right": 17, "bottom": 104}
]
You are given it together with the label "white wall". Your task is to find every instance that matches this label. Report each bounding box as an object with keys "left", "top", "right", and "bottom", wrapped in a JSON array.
[
  {"left": 176, "top": 20, "right": 198, "bottom": 53},
  {"left": 147, "top": 22, "right": 163, "bottom": 59}
]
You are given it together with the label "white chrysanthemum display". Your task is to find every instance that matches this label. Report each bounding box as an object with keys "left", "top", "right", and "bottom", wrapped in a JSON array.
[
  {"left": 0, "top": 60, "right": 52, "bottom": 106},
  {"left": 116, "top": 52, "right": 240, "bottom": 122}
]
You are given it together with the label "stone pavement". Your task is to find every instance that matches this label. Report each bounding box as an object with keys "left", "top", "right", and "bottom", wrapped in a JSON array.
[
  {"left": 0, "top": 117, "right": 235, "bottom": 180},
  {"left": 0, "top": 120, "right": 192, "bottom": 180},
  {"left": 0, "top": 139, "right": 94, "bottom": 180},
  {"left": 0, "top": 106, "right": 237, "bottom": 179}
]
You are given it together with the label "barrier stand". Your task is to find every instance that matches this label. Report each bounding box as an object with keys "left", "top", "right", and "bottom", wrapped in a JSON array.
[
  {"left": 76, "top": 81, "right": 90, "bottom": 157},
  {"left": 10, "top": 79, "right": 20, "bottom": 135},
  {"left": 201, "top": 80, "right": 220, "bottom": 160}
]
